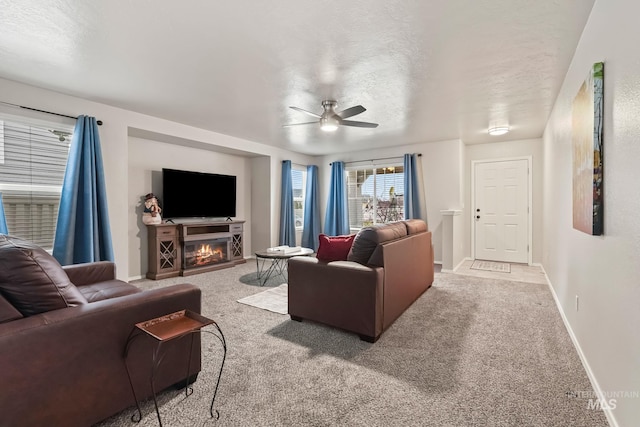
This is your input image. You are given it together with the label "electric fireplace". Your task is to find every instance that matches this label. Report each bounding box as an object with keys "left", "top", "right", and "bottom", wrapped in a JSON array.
[{"left": 183, "top": 238, "right": 230, "bottom": 270}]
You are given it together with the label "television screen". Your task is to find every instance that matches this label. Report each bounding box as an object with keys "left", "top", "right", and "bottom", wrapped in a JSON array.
[{"left": 162, "top": 168, "right": 236, "bottom": 219}]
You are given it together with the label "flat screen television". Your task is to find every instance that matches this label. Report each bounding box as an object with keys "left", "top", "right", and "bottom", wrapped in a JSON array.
[{"left": 162, "top": 168, "right": 236, "bottom": 219}]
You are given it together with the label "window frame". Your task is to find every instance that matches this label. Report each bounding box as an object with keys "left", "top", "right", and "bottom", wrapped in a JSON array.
[
  {"left": 346, "top": 162, "right": 405, "bottom": 232},
  {"left": 0, "top": 114, "right": 74, "bottom": 251}
]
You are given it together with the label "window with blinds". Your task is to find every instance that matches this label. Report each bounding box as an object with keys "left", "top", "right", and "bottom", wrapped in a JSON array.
[
  {"left": 347, "top": 164, "right": 404, "bottom": 229},
  {"left": 0, "top": 119, "right": 71, "bottom": 250},
  {"left": 291, "top": 166, "right": 306, "bottom": 229}
]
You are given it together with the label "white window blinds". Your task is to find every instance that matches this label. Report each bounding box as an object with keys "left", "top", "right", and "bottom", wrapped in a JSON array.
[
  {"left": 0, "top": 119, "right": 71, "bottom": 250},
  {"left": 347, "top": 164, "right": 404, "bottom": 229},
  {"left": 291, "top": 166, "right": 306, "bottom": 228}
]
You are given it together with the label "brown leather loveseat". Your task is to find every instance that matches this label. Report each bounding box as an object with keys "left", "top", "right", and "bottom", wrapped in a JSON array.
[
  {"left": 288, "top": 219, "right": 434, "bottom": 342},
  {"left": 0, "top": 235, "right": 202, "bottom": 427}
]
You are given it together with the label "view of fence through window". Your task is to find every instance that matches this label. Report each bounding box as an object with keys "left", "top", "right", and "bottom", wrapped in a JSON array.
[
  {"left": 347, "top": 165, "right": 404, "bottom": 229},
  {"left": 0, "top": 119, "right": 71, "bottom": 250},
  {"left": 291, "top": 167, "right": 305, "bottom": 228}
]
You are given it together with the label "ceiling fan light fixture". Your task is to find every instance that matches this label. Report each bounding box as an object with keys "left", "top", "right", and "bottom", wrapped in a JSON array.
[
  {"left": 321, "top": 124, "right": 338, "bottom": 132},
  {"left": 320, "top": 117, "right": 339, "bottom": 132},
  {"left": 488, "top": 126, "right": 509, "bottom": 136},
  {"left": 285, "top": 99, "right": 378, "bottom": 130}
]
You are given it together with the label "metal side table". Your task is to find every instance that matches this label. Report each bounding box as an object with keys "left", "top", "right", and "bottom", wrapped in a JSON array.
[
  {"left": 254, "top": 247, "right": 315, "bottom": 286},
  {"left": 123, "top": 310, "right": 226, "bottom": 427}
]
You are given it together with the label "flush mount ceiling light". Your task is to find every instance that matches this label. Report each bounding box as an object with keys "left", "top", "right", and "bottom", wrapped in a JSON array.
[
  {"left": 320, "top": 116, "right": 339, "bottom": 132},
  {"left": 488, "top": 126, "right": 509, "bottom": 136}
]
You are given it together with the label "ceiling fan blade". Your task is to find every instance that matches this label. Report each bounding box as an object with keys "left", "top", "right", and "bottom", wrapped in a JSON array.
[
  {"left": 289, "top": 106, "right": 321, "bottom": 118},
  {"left": 283, "top": 121, "right": 318, "bottom": 128},
  {"left": 341, "top": 120, "right": 379, "bottom": 128},
  {"left": 336, "top": 105, "right": 366, "bottom": 119}
]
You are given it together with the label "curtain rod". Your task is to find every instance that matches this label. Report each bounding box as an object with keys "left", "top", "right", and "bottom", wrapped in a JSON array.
[
  {"left": 332, "top": 153, "right": 421, "bottom": 166},
  {"left": 282, "top": 160, "right": 308, "bottom": 169},
  {"left": 0, "top": 101, "right": 103, "bottom": 126}
]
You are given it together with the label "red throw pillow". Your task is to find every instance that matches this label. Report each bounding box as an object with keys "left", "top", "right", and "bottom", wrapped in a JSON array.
[{"left": 316, "top": 233, "right": 356, "bottom": 262}]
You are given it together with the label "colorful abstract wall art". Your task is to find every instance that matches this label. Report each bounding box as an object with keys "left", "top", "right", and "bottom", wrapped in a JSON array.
[{"left": 572, "top": 62, "right": 604, "bottom": 235}]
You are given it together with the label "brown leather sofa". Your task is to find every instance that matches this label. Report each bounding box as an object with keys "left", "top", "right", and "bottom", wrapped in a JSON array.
[
  {"left": 288, "top": 219, "right": 434, "bottom": 342},
  {"left": 0, "top": 235, "right": 202, "bottom": 427}
]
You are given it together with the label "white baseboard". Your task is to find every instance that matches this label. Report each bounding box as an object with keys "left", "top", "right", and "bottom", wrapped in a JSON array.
[
  {"left": 435, "top": 261, "right": 452, "bottom": 273},
  {"left": 453, "top": 257, "right": 471, "bottom": 272},
  {"left": 127, "top": 274, "right": 144, "bottom": 282},
  {"left": 436, "top": 258, "right": 469, "bottom": 274},
  {"left": 541, "top": 265, "right": 618, "bottom": 427}
]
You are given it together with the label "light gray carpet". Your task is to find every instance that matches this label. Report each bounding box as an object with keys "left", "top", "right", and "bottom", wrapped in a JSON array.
[{"left": 96, "top": 262, "right": 608, "bottom": 427}]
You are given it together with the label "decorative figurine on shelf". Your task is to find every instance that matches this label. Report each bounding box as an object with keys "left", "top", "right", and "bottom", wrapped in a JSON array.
[{"left": 142, "top": 193, "right": 162, "bottom": 225}]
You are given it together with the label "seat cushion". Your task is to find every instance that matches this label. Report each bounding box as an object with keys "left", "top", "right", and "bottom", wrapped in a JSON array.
[
  {"left": 0, "top": 235, "right": 88, "bottom": 316},
  {"left": 316, "top": 234, "right": 356, "bottom": 262},
  {"left": 0, "top": 294, "right": 23, "bottom": 323},
  {"left": 78, "top": 280, "right": 142, "bottom": 303}
]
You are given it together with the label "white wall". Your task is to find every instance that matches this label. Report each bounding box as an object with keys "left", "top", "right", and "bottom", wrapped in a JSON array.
[
  {"left": 250, "top": 156, "right": 272, "bottom": 253},
  {"left": 127, "top": 137, "right": 253, "bottom": 278},
  {"left": 542, "top": 0, "right": 640, "bottom": 425},
  {"left": 464, "top": 138, "right": 543, "bottom": 263},
  {"left": 440, "top": 210, "right": 464, "bottom": 271},
  {"left": 424, "top": 140, "right": 465, "bottom": 261},
  {"left": 320, "top": 139, "right": 464, "bottom": 263},
  {"left": 0, "top": 77, "right": 314, "bottom": 280}
]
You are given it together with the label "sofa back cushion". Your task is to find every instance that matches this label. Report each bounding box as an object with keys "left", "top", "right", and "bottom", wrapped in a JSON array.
[
  {"left": 0, "top": 294, "right": 23, "bottom": 323},
  {"left": 347, "top": 221, "right": 408, "bottom": 266},
  {"left": 316, "top": 234, "right": 356, "bottom": 262},
  {"left": 404, "top": 219, "right": 428, "bottom": 234},
  {"left": 0, "top": 235, "right": 88, "bottom": 316}
]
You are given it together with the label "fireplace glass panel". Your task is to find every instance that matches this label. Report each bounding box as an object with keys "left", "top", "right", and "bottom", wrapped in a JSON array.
[{"left": 183, "top": 238, "right": 229, "bottom": 269}]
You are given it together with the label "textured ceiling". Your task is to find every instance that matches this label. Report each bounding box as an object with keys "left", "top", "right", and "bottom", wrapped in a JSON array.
[{"left": 0, "top": 0, "right": 595, "bottom": 155}]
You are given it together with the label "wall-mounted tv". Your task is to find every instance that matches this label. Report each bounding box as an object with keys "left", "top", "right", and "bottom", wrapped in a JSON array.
[{"left": 162, "top": 168, "right": 236, "bottom": 219}]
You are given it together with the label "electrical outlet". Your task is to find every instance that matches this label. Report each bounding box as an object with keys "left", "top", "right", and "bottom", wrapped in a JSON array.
[{"left": 575, "top": 295, "right": 579, "bottom": 312}]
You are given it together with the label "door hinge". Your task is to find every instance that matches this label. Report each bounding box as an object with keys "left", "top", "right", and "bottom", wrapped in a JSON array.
[{"left": 527, "top": 244, "right": 530, "bottom": 252}]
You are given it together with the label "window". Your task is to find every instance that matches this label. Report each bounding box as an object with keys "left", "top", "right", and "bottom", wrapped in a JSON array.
[
  {"left": 291, "top": 166, "right": 306, "bottom": 229},
  {"left": 0, "top": 118, "right": 72, "bottom": 250},
  {"left": 347, "top": 164, "right": 404, "bottom": 230}
]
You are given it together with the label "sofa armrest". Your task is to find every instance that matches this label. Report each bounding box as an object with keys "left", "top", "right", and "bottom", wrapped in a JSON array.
[
  {"left": 0, "top": 283, "right": 202, "bottom": 427},
  {"left": 288, "top": 257, "right": 384, "bottom": 339},
  {"left": 62, "top": 261, "right": 116, "bottom": 286},
  {"left": 381, "top": 231, "right": 434, "bottom": 329}
]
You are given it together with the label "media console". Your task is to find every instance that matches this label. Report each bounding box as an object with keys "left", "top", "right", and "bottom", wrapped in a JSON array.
[{"left": 147, "top": 221, "right": 245, "bottom": 279}]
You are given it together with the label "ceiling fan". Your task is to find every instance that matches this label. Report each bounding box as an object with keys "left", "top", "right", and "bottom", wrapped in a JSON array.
[{"left": 284, "top": 100, "right": 378, "bottom": 132}]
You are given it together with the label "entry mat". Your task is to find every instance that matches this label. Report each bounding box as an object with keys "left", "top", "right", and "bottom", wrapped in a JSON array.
[{"left": 470, "top": 260, "right": 511, "bottom": 273}]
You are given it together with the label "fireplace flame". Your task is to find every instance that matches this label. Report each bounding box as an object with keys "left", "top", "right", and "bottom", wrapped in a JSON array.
[
  {"left": 198, "top": 244, "right": 213, "bottom": 258},
  {"left": 194, "top": 243, "right": 224, "bottom": 265}
]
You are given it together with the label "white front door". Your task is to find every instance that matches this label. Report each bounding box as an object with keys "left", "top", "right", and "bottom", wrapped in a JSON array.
[{"left": 474, "top": 159, "right": 529, "bottom": 263}]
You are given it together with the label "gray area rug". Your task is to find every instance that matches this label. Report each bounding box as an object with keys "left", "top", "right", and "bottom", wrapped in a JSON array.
[
  {"left": 237, "top": 283, "right": 288, "bottom": 314},
  {"left": 238, "top": 263, "right": 289, "bottom": 288},
  {"left": 96, "top": 262, "right": 607, "bottom": 427},
  {"left": 471, "top": 260, "right": 511, "bottom": 273}
]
